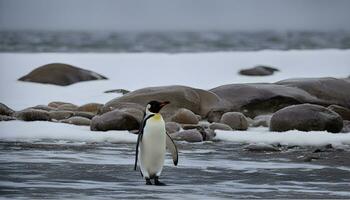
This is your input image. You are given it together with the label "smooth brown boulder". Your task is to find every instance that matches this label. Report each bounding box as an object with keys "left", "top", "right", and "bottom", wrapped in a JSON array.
[
  {"left": 61, "top": 116, "right": 91, "bottom": 126},
  {"left": 57, "top": 103, "right": 78, "bottom": 111},
  {"left": 31, "top": 105, "right": 57, "bottom": 112},
  {"left": 73, "top": 111, "right": 95, "bottom": 119},
  {"left": 102, "top": 85, "right": 223, "bottom": 120},
  {"left": 171, "top": 108, "right": 199, "bottom": 124},
  {"left": 90, "top": 109, "right": 143, "bottom": 131},
  {"left": 77, "top": 103, "right": 103, "bottom": 114},
  {"left": 166, "top": 122, "right": 181, "bottom": 134},
  {"left": 270, "top": 104, "right": 343, "bottom": 133},
  {"left": 48, "top": 101, "right": 71, "bottom": 108},
  {"left": 276, "top": 77, "right": 350, "bottom": 108},
  {"left": 209, "top": 122, "right": 233, "bottom": 131},
  {"left": 15, "top": 109, "right": 51, "bottom": 121},
  {"left": 0, "top": 103, "right": 14, "bottom": 116},
  {"left": 49, "top": 110, "right": 74, "bottom": 121},
  {"left": 209, "top": 83, "right": 324, "bottom": 118},
  {"left": 220, "top": 112, "right": 248, "bottom": 130},
  {"left": 327, "top": 105, "right": 350, "bottom": 121},
  {"left": 170, "top": 129, "right": 203, "bottom": 142},
  {"left": 18, "top": 63, "right": 107, "bottom": 86}
]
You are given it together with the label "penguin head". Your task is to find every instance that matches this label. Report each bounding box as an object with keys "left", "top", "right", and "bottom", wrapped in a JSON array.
[{"left": 146, "top": 100, "right": 170, "bottom": 114}]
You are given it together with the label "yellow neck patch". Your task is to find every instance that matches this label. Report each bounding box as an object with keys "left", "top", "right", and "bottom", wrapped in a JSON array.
[{"left": 152, "top": 113, "right": 162, "bottom": 121}]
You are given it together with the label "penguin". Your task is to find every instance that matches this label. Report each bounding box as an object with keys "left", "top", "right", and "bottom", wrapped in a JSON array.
[{"left": 134, "top": 100, "right": 178, "bottom": 185}]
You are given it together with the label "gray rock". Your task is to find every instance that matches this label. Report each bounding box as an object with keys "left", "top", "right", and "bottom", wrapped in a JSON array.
[
  {"left": 252, "top": 114, "right": 272, "bottom": 127},
  {"left": 209, "top": 122, "right": 233, "bottom": 131},
  {"left": 341, "top": 120, "right": 350, "bottom": 133},
  {"left": 102, "top": 85, "right": 223, "bottom": 120},
  {"left": 15, "top": 109, "right": 51, "bottom": 121},
  {"left": 61, "top": 116, "right": 91, "bottom": 126},
  {"left": 0, "top": 115, "right": 16, "bottom": 121},
  {"left": 77, "top": 103, "right": 103, "bottom": 114},
  {"left": 276, "top": 77, "right": 350, "bottom": 108},
  {"left": 104, "top": 89, "right": 130, "bottom": 95},
  {"left": 49, "top": 110, "right": 74, "bottom": 121},
  {"left": 244, "top": 143, "right": 280, "bottom": 152},
  {"left": 270, "top": 104, "right": 343, "bottom": 133},
  {"left": 57, "top": 103, "right": 78, "bottom": 111},
  {"left": 220, "top": 112, "right": 248, "bottom": 130},
  {"left": 182, "top": 124, "right": 203, "bottom": 130},
  {"left": 31, "top": 105, "right": 57, "bottom": 112},
  {"left": 171, "top": 108, "right": 199, "bottom": 124},
  {"left": 100, "top": 102, "right": 145, "bottom": 115},
  {"left": 90, "top": 109, "right": 143, "bottom": 131},
  {"left": 239, "top": 65, "right": 279, "bottom": 76},
  {"left": 209, "top": 83, "right": 323, "bottom": 118},
  {"left": 327, "top": 105, "right": 350, "bottom": 121},
  {"left": 166, "top": 122, "right": 181, "bottom": 133},
  {"left": 170, "top": 129, "right": 203, "bottom": 142},
  {"left": 18, "top": 63, "right": 107, "bottom": 86},
  {"left": 0, "top": 103, "right": 14, "bottom": 116},
  {"left": 73, "top": 111, "right": 95, "bottom": 119},
  {"left": 48, "top": 101, "right": 71, "bottom": 108}
]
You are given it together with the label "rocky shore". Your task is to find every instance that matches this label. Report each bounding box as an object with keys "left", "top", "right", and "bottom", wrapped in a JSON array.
[{"left": 2, "top": 63, "right": 350, "bottom": 144}]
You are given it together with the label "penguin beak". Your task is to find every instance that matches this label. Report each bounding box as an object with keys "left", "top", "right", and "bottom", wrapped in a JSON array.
[{"left": 160, "top": 101, "right": 170, "bottom": 108}]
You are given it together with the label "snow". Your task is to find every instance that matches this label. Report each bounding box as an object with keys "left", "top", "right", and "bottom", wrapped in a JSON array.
[
  {"left": 1, "top": 50, "right": 349, "bottom": 110},
  {"left": 215, "top": 127, "right": 350, "bottom": 147},
  {"left": 1, "top": 50, "right": 350, "bottom": 146},
  {"left": 0, "top": 121, "right": 137, "bottom": 143}
]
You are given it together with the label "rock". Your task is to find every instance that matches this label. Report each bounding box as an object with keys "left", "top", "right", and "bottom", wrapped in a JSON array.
[
  {"left": 276, "top": 77, "right": 350, "bottom": 108},
  {"left": 61, "top": 116, "right": 91, "bottom": 126},
  {"left": 171, "top": 108, "right": 199, "bottom": 124},
  {"left": 73, "top": 111, "right": 95, "bottom": 119},
  {"left": 200, "top": 128, "right": 216, "bottom": 141},
  {"left": 165, "top": 122, "right": 181, "bottom": 134},
  {"left": 244, "top": 143, "right": 280, "bottom": 152},
  {"left": 48, "top": 101, "right": 71, "bottom": 108},
  {"left": 90, "top": 109, "right": 143, "bottom": 131},
  {"left": 102, "top": 85, "right": 223, "bottom": 120},
  {"left": 104, "top": 89, "right": 130, "bottom": 95},
  {"left": 15, "top": 109, "right": 51, "bottom": 121},
  {"left": 18, "top": 63, "right": 107, "bottom": 86},
  {"left": 220, "top": 112, "right": 248, "bottom": 130},
  {"left": 170, "top": 129, "right": 203, "bottom": 142},
  {"left": 209, "top": 83, "right": 323, "bottom": 118},
  {"left": 31, "top": 105, "right": 57, "bottom": 112},
  {"left": 327, "top": 105, "right": 350, "bottom": 121},
  {"left": 0, "top": 103, "right": 14, "bottom": 116},
  {"left": 77, "top": 103, "right": 103, "bottom": 114},
  {"left": 209, "top": 122, "right": 233, "bottom": 131},
  {"left": 239, "top": 65, "right": 279, "bottom": 76},
  {"left": 100, "top": 102, "right": 145, "bottom": 115},
  {"left": 182, "top": 124, "right": 203, "bottom": 130},
  {"left": 252, "top": 114, "right": 272, "bottom": 127},
  {"left": 57, "top": 103, "right": 78, "bottom": 111},
  {"left": 270, "top": 104, "right": 343, "bottom": 133},
  {"left": 0, "top": 115, "right": 16, "bottom": 121},
  {"left": 49, "top": 110, "right": 74, "bottom": 121},
  {"left": 342, "top": 120, "right": 350, "bottom": 133}
]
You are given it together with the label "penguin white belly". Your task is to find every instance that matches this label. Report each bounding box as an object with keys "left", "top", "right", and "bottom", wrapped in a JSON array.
[{"left": 139, "top": 115, "right": 166, "bottom": 178}]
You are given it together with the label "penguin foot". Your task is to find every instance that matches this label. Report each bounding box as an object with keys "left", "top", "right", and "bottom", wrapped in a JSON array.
[
  {"left": 145, "top": 178, "right": 152, "bottom": 185},
  {"left": 154, "top": 177, "right": 166, "bottom": 186}
]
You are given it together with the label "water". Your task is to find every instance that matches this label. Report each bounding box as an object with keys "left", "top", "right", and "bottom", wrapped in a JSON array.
[
  {"left": 1, "top": 140, "right": 350, "bottom": 199},
  {"left": 1, "top": 31, "right": 350, "bottom": 53}
]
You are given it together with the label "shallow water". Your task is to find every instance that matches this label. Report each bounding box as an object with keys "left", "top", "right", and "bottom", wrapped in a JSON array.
[
  {"left": 1, "top": 140, "right": 350, "bottom": 199},
  {"left": 1, "top": 31, "right": 350, "bottom": 52}
]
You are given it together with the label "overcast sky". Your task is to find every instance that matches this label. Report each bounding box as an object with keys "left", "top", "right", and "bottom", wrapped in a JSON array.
[{"left": 0, "top": 0, "right": 349, "bottom": 31}]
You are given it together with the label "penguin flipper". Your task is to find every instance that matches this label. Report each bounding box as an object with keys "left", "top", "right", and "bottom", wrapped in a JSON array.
[
  {"left": 165, "top": 132, "right": 178, "bottom": 166},
  {"left": 134, "top": 132, "right": 142, "bottom": 171}
]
